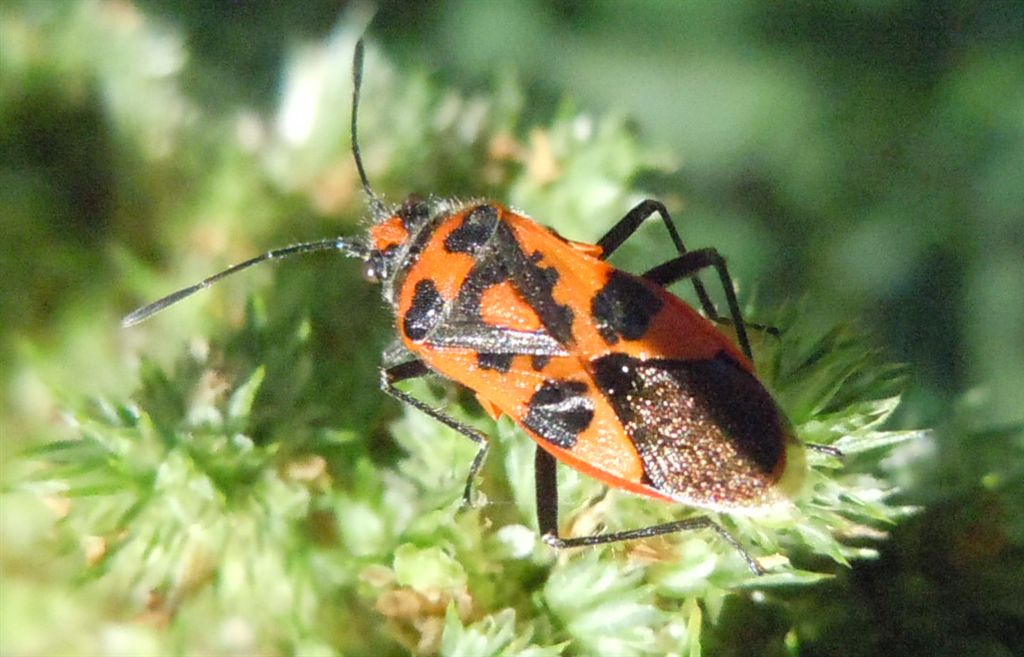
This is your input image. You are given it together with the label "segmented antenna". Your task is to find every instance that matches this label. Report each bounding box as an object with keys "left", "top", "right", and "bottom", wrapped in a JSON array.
[
  {"left": 352, "top": 38, "right": 386, "bottom": 218},
  {"left": 122, "top": 238, "right": 368, "bottom": 327},
  {"left": 122, "top": 39, "right": 386, "bottom": 328}
]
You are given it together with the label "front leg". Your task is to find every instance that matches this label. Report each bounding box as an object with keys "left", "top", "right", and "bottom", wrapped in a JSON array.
[{"left": 381, "top": 360, "right": 490, "bottom": 507}]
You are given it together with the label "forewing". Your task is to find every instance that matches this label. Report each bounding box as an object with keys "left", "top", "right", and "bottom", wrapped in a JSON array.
[{"left": 591, "top": 352, "right": 789, "bottom": 508}]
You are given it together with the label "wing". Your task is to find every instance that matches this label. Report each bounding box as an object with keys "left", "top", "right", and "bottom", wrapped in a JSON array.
[{"left": 590, "top": 351, "right": 793, "bottom": 509}]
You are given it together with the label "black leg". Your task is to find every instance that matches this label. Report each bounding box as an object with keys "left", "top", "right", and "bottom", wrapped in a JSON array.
[
  {"left": 596, "top": 200, "right": 720, "bottom": 318},
  {"left": 807, "top": 443, "right": 844, "bottom": 458},
  {"left": 642, "top": 248, "right": 754, "bottom": 362},
  {"left": 534, "top": 445, "right": 561, "bottom": 536},
  {"left": 533, "top": 447, "right": 764, "bottom": 575},
  {"left": 598, "top": 200, "right": 778, "bottom": 341},
  {"left": 381, "top": 361, "right": 490, "bottom": 507}
]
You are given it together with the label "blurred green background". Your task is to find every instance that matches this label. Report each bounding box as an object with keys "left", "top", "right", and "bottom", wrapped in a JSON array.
[{"left": 2, "top": 1, "right": 1022, "bottom": 656}]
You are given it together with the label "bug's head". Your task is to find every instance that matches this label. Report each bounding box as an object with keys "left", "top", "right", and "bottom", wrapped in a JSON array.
[
  {"left": 360, "top": 192, "right": 465, "bottom": 308},
  {"left": 361, "top": 195, "right": 426, "bottom": 282}
]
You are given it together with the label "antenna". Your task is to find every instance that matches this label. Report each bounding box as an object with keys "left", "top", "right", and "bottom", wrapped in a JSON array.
[
  {"left": 122, "top": 238, "right": 368, "bottom": 327},
  {"left": 352, "top": 38, "right": 386, "bottom": 218},
  {"left": 122, "top": 39, "right": 387, "bottom": 329}
]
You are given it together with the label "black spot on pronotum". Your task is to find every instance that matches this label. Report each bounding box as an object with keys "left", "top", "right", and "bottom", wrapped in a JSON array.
[
  {"left": 477, "top": 352, "right": 513, "bottom": 373},
  {"left": 531, "top": 354, "right": 551, "bottom": 371},
  {"left": 591, "top": 271, "right": 663, "bottom": 344},
  {"left": 403, "top": 279, "right": 445, "bottom": 342},
  {"left": 444, "top": 205, "right": 499, "bottom": 253},
  {"left": 523, "top": 379, "right": 595, "bottom": 448}
]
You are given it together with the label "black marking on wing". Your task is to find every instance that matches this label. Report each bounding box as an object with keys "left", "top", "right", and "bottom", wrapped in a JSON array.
[
  {"left": 523, "top": 379, "right": 595, "bottom": 448},
  {"left": 531, "top": 354, "right": 551, "bottom": 371},
  {"left": 495, "top": 223, "right": 576, "bottom": 346},
  {"left": 591, "top": 271, "right": 663, "bottom": 344},
  {"left": 447, "top": 258, "right": 509, "bottom": 323},
  {"left": 591, "top": 351, "right": 787, "bottom": 505},
  {"left": 477, "top": 352, "right": 514, "bottom": 373}
]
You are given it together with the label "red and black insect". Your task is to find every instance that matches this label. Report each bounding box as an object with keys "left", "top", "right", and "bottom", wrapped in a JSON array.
[{"left": 125, "top": 40, "right": 830, "bottom": 574}]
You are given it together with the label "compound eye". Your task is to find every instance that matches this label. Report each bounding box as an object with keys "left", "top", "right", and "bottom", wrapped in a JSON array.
[
  {"left": 362, "top": 252, "right": 388, "bottom": 283},
  {"left": 362, "top": 258, "right": 382, "bottom": 283}
]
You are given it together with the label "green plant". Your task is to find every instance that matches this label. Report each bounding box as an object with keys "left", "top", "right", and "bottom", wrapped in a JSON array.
[{"left": 3, "top": 5, "right": 924, "bottom": 656}]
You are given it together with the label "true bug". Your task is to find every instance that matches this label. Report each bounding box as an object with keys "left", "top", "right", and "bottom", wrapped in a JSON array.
[{"left": 124, "top": 40, "right": 829, "bottom": 575}]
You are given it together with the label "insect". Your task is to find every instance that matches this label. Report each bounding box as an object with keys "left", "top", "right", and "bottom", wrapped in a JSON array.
[{"left": 124, "top": 39, "right": 826, "bottom": 575}]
